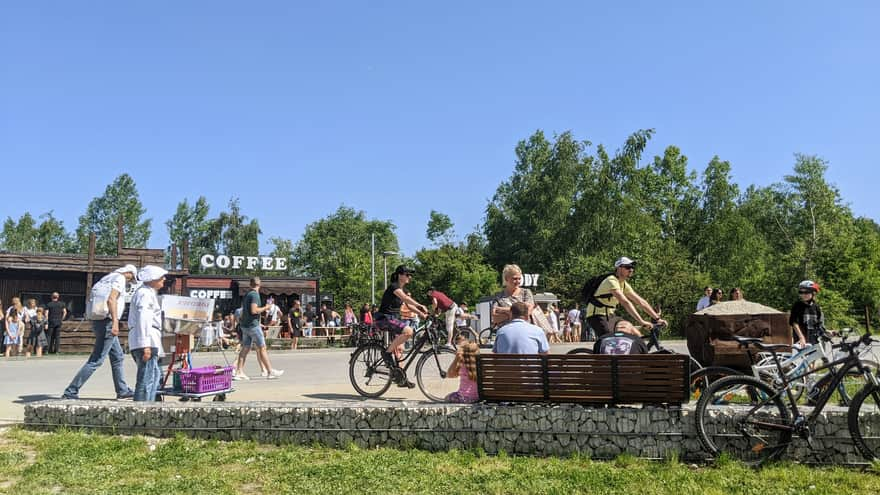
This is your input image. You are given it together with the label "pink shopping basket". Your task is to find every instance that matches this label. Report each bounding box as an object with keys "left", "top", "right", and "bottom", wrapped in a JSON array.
[{"left": 174, "top": 366, "right": 233, "bottom": 394}]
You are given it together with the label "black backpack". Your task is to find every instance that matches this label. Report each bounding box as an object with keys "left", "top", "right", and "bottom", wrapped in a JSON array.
[{"left": 581, "top": 272, "right": 616, "bottom": 309}]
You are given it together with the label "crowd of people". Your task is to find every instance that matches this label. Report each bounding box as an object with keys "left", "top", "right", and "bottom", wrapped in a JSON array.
[
  {"left": 4, "top": 254, "right": 828, "bottom": 405},
  {"left": 1, "top": 293, "right": 67, "bottom": 358}
]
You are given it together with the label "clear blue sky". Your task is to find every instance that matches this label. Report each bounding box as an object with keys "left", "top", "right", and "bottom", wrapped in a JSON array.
[{"left": 2, "top": 2, "right": 877, "bottom": 256}]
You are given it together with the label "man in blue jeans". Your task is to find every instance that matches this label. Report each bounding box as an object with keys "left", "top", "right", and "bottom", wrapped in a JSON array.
[
  {"left": 62, "top": 264, "right": 137, "bottom": 399},
  {"left": 128, "top": 265, "right": 167, "bottom": 401}
]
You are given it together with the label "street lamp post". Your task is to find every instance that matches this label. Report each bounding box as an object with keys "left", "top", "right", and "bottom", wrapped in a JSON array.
[{"left": 382, "top": 251, "right": 399, "bottom": 288}]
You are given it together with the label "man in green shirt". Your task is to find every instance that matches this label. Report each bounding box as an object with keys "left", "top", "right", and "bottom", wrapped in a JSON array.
[
  {"left": 233, "top": 277, "right": 284, "bottom": 380},
  {"left": 585, "top": 257, "right": 667, "bottom": 338}
]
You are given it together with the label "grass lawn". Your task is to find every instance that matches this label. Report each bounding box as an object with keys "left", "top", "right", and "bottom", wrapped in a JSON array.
[{"left": 0, "top": 427, "right": 877, "bottom": 494}]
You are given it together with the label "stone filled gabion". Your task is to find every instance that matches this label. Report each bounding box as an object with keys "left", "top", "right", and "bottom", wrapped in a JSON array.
[{"left": 23, "top": 400, "right": 875, "bottom": 464}]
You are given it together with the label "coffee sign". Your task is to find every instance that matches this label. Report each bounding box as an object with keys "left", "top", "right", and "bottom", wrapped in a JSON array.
[{"left": 200, "top": 254, "right": 288, "bottom": 271}]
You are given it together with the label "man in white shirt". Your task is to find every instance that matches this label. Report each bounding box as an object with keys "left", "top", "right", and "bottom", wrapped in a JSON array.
[
  {"left": 696, "top": 287, "right": 712, "bottom": 311},
  {"left": 567, "top": 304, "right": 583, "bottom": 341},
  {"left": 128, "top": 265, "right": 167, "bottom": 402},
  {"left": 63, "top": 264, "right": 138, "bottom": 400}
]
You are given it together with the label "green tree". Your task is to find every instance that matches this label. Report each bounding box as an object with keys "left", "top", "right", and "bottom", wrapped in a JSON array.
[
  {"left": 426, "top": 210, "right": 454, "bottom": 246},
  {"left": 268, "top": 237, "right": 294, "bottom": 275},
  {"left": 291, "top": 206, "right": 398, "bottom": 305},
  {"left": 76, "top": 174, "right": 152, "bottom": 254},
  {"left": 0, "top": 211, "right": 76, "bottom": 253},
  {"left": 212, "top": 198, "right": 261, "bottom": 259},
  {"left": 485, "top": 130, "right": 591, "bottom": 273},
  {"left": 410, "top": 215, "right": 497, "bottom": 306},
  {"left": 165, "top": 196, "right": 214, "bottom": 271}
]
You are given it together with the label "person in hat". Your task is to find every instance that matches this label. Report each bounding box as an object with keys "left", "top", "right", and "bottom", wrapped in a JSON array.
[
  {"left": 375, "top": 265, "right": 428, "bottom": 387},
  {"left": 62, "top": 264, "right": 137, "bottom": 399},
  {"left": 584, "top": 257, "right": 666, "bottom": 338},
  {"left": 790, "top": 280, "right": 823, "bottom": 347},
  {"left": 128, "top": 265, "right": 167, "bottom": 401}
]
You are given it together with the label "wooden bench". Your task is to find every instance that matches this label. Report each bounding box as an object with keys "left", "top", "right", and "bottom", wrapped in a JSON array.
[{"left": 477, "top": 353, "right": 690, "bottom": 405}]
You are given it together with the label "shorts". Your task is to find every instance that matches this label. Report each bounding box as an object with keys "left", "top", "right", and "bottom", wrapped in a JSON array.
[
  {"left": 375, "top": 314, "right": 407, "bottom": 335},
  {"left": 241, "top": 325, "right": 266, "bottom": 348},
  {"left": 586, "top": 315, "right": 620, "bottom": 338}
]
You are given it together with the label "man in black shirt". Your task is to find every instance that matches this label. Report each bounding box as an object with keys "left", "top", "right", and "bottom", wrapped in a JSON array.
[
  {"left": 289, "top": 300, "right": 303, "bottom": 350},
  {"left": 46, "top": 292, "right": 67, "bottom": 354}
]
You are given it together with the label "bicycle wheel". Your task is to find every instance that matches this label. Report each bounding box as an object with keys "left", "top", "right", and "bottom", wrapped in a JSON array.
[
  {"left": 415, "top": 347, "right": 458, "bottom": 402},
  {"left": 837, "top": 360, "right": 880, "bottom": 406},
  {"left": 349, "top": 343, "right": 393, "bottom": 398},
  {"left": 689, "top": 366, "right": 742, "bottom": 402},
  {"left": 478, "top": 328, "right": 495, "bottom": 349},
  {"left": 848, "top": 382, "right": 880, "bottom": 461},
  {"left": 695, "top": 375, "right": 792, "bottom": 466},
  {"left": 566, "top": 347, "right": 593, "bottom": 355}
]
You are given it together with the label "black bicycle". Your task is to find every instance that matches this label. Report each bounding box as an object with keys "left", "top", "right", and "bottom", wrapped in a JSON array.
[
  {"left": 348, "top": 316, "right": 458, "bottom": 401},
  {"left": 695, "top": 332, "right": 880, "bottom": 465}
]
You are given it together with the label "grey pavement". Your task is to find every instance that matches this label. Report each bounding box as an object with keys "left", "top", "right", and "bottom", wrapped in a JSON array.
[{"left": 0, "top": 341, "right": 691, "bottom": 422}]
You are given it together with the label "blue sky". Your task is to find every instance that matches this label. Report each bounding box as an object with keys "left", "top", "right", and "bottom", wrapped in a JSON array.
[{"left": 2, "top": 2, "right": 878, "bottom": 256}]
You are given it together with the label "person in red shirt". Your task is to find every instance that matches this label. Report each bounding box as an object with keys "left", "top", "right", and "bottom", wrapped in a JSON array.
[{"left": 427, "top": 287, "right": 459, "bottom": 348}]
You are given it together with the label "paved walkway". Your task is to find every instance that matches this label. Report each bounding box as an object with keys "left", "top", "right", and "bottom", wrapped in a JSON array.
[{"left": 0, "top": 341, "right": 690, "bottom": 422}]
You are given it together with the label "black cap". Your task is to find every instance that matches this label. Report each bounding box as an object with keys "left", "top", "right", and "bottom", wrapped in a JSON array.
[{"left": 394, "top": 264, "right": 416, "bottom": 275}]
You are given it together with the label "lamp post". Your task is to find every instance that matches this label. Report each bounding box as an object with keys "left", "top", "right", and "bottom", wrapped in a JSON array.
[{"left": 382, "top": 251, "right": 399, "bottom": 288}]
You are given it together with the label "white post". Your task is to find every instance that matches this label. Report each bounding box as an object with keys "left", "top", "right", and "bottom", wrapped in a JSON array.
[
  {"left": 371, "top": 233, "right": 375, "bottom": 306},
  {"left": 383, "top": 255, "right": 388, "bottom": 288}
]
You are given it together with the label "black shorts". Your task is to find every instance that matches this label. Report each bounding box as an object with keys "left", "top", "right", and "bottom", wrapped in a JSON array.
[{"left": 586, "top": 315, "right": 621, "bottom": 338}]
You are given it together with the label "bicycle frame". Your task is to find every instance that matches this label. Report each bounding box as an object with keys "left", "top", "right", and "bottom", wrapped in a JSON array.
[
  {"left": 748, "top": 337, "right": 878, "bottom": 433},
  {"left": 390, "top": 317, "right": 444, "bottom": 374}
]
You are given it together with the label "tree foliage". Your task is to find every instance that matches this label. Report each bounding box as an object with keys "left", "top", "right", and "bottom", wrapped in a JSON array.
[
  {"left": 484, "top": 130, "right": 879, "bottom": 334},
  {"left": 291, "top": 206, "right": 398, "bottom": 306},
  {"left": 76, "top": 174, "right": 151, "bottom": 254},
  {"left": 0, "top": 211, "right": 76, "bottom": 253},
  {"left": 410, "top": 216, "right": 497, "bottom": 306},
  {"left": 166, "top": 196, "right": 213, "bottom": 271}
]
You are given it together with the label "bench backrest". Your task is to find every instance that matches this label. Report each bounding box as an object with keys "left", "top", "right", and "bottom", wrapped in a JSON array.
[{"left": 477, "top": 353, "right": 690, "bottom": 405}]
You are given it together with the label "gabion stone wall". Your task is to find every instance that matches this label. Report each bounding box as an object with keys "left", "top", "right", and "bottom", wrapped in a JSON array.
[{"left": 23, "top": 400, "right": 874, "bottom": 464}]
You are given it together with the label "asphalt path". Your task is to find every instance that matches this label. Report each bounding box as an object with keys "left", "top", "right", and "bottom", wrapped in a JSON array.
[{"left": 0, "top": 341, "right": 692, "bottom": 421}]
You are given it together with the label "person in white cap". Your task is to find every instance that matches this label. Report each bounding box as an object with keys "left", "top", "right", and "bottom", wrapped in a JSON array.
[
  {"left": 584, "top": 257, "right": 667, "bottom": 338},
  {"left": 62, "top": 264, "right": 137, "bottom": 399},
  {"left": 128, "top": 265, "right": 167, "bottom": 401}
]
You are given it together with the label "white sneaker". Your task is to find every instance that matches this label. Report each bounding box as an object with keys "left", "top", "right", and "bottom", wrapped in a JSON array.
[
  {"left": 260, "top": 370, "right": 269, "bottom": 377},
  {"left": 233, "top": 373, "right": 250, "bottom": 381},
  {"left": 267, "top": 369, "right": 284, "bottom": 379}
]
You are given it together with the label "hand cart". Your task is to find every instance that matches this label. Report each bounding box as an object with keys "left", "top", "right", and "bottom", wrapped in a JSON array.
[{"left": 156, "top": 299, "right": 235, "bottom": 402}]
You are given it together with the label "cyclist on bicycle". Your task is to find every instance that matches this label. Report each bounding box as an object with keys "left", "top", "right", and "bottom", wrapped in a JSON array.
[
  {"left": 427, "top": 287, "right": 459, "bottom": 348},
  {"left": 376, "top": 265, "right": 429, "bottom": 385},
  {"left": 584, "top": 257, "right": 666, "bottom": 338}
]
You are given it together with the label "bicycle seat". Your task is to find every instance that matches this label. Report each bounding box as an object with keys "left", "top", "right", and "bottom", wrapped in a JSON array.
[{"left": 731, "top": 336, "right": 790, "bottom": 352}]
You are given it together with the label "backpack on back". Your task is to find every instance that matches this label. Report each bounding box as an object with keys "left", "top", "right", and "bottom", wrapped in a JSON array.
[{"left": 581, "top": 272, "right": 616, "bottom": 309}]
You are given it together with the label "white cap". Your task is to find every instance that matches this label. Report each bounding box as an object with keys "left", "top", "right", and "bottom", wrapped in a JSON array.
[
  {"left": 614, "top": 257, "right": 636, "bottom": 268},
  {"left": 114, "top": 264, "right": 138, "bottom": 276},
  {"left": 138, "top": 265, "right": 168, "bottom": 283}
]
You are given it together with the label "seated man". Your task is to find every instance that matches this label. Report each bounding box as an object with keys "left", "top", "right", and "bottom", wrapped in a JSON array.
[
  {"left": 593, "top": 319, "right": 648, "bottom": 355},
  {"left": 492, "top": 302, "right": 550, "bottom": 355}
]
